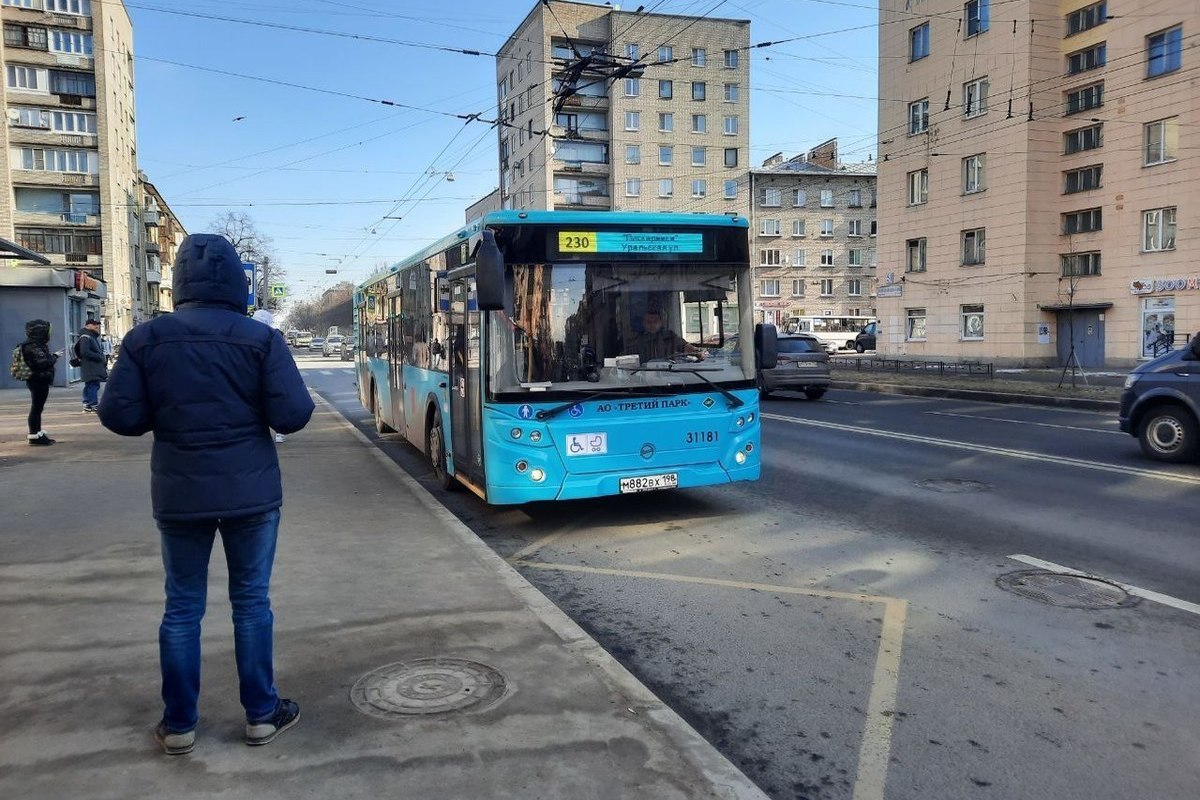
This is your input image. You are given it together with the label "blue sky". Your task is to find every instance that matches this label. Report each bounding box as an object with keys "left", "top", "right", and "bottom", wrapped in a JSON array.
[{"left": 130, "top": 0, "right": 878, "bottom": 303}]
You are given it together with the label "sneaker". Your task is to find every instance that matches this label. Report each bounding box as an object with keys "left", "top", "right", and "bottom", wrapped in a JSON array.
[
  {"left": 82, "top": 406, "right": 97, "bottom": 413},
  {"left": 245, "top": 699, "right": 300, "bottom": 746},
  {"left": 154, "top": 722, "right": 195, "bottom": 755},
  {"left": 274, "top": 433, "right": 286, "bottom": 443},
  {"left": 27, "top": 432, "right": 55, "bottom": 447}
]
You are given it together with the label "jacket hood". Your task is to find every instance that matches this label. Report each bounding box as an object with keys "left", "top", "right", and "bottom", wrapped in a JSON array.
[
  {"left": 172, "top": 234, "right": 248, "bottom": 310},
  {"left": 252, "top": 309, "right": 274, "bottom": 326},
  {"left": 25, "top": 319, "right": 50, "bottom": 343}
]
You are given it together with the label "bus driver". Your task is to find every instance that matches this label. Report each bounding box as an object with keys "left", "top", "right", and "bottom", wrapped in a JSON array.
[{"left": 631, "top": 308, "right": 700, "bottom": 362}]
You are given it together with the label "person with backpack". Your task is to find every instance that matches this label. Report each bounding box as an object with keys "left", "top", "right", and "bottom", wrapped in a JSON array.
[
  {"left": 98, "top": 234, "right": 314, "bottom": 756},
  {"left": 75, "top": 318, "right": 107, "bottom": 412},
  {"left": 10, "top": 319, "right": 62, "bottom": 446}
]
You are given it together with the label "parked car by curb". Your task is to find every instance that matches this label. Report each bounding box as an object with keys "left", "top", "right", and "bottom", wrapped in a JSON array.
[{"left": 853, "top": 321, "right": 879, "bottom": 353}]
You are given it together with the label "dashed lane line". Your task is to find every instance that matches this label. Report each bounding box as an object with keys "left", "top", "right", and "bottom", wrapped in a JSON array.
[
  {"left": 1008, "top": 554, "right": 1200, "bottom": 616},
  {"left": 762, "top": 413, "right": 1200, "bottom": 486},
  {"left": 925, "top": 410, "right": 1124, "bottom": 435}
]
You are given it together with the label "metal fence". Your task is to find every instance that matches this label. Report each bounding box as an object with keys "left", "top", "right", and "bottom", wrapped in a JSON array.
[{"left": 830, "top": 356, "right": 994, "bottom": 379}]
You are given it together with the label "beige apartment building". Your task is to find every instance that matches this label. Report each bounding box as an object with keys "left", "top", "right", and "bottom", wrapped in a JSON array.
[
  {"left": 1, "top": 0, "right": 144, "bottom": 338},
  {"left": 494, "top": 0, "right": 750, "bottom": 217},
  {"left": 877, "top": 0, "right": 1195, "bottom": 367},
  {"left": 141, "top": 176, "right": 186, "bottom": 315},
  {"left": 749, "top": 139, "right": 878, "bottom": 325}
]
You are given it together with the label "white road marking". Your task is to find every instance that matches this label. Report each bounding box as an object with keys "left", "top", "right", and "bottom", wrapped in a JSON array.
[
  {"left": 925, "top": 410, "right": 1124, "bottom": 435},
  {"left": 762, "top": 413, "right": 1200, "bottom": 486},
  {"left": 1008, "top": 554, "right": 1200, "bottom": 616}
]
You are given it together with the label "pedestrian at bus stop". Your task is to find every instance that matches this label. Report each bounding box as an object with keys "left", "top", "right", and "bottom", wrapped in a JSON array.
[
  {"left": 12, "top": 319, "right": 61, "bottom": 446},
  {"left": 75, "top": 318, "right": 107, "bottom": 412},
  {"left": 98, "top": 233, "right": 314, "bottom": 755}
]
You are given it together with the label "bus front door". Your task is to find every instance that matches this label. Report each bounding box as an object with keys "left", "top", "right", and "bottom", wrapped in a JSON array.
[{"left": 448, "top": 278, "right": 485, "bottom": 490}]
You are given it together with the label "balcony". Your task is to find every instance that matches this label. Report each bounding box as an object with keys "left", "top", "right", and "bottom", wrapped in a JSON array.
[
  {"left": 144, "top": 240, "right": 161, "bottom": 254},
  {"left": 557, "top": 94, "right": 608, "bottom": 110},
  {"left": 145, "top": 269, "right": 162, "bottom": 285},
  {"left": 143, "top": 207, "right": 160, "bottom": 227},
  {"left": 550, "top": 124, "right": 609, "bottom": 141},
  {"left": 554, "top": 159, "right": 609, "bottom": 177},
  {"left": 554, "top": 191, "right": 611, "bottom": 209}
]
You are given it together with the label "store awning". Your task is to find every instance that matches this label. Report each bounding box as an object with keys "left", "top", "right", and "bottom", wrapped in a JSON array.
[
  {"left": 1037, "top": 302, "right": 1114, "bottom": 312},
  {"left": 0, "top": 236, "right": 50, "bottom": 265}
]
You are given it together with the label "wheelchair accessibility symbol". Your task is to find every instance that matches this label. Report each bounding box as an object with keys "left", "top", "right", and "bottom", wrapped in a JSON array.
[
  {"left": 568, "top": 404, "right": 584, "bottom": 418},
  {"left": 565, "top": 432, "right": 607, "bottom": 456}
]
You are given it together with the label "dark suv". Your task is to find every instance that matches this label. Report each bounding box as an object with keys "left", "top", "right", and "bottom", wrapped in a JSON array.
[
  {"left": 853, "top": 321, "right": 878, "bottom": 353},
  {"left": 1118, "top": 332, "right": 1200, "bottom": 462},
  {"left": 757, "top": 334, "right": 831, "bottom": 400}
]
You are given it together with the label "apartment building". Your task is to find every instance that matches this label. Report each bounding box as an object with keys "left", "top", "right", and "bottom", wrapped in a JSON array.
[
  {"left": 495, "top": 0, "right": 750, "bottom": 216},
  {"left": 141, "top": 176, "right": 186, "bottom": 315},
  {"left": 1, "top": 0, "right": 145, "bottom": 338},
  {"left": 877, "top": 0, "right": 1195, "bottom": 367},
  {"left": 749, "top": 139, "right": 878, "bottom": 325}
]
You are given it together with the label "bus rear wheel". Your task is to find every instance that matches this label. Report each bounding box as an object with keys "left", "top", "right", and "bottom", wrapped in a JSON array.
[{"left": 427, "top": 408, "right": 457, "bottom": 490}]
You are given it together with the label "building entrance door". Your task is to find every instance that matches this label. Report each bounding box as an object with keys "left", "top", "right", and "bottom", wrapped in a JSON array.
[
  {"left": 1140, "top": 296, "right": 1175, "bottom": 359},
  {"left": 1056, "top": 310, "right": 1105, "bottom": 368}
]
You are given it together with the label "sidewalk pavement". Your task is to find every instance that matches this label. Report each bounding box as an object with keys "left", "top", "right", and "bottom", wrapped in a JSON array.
[{"left": 0, "top": 390, "right": 767, "bottom": 800}]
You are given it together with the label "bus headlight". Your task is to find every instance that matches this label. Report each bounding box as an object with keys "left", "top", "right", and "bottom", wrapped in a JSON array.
[
  {"left": 530, "top": 468, "right": 546, "bottom": 482},
  {"left": 736, "top": 416, "right": 745, "bottom": 428},
  {"left": 515, "top": 460, "right": 528, "bottom": 473},
  {"left": 735, "top": 451, "right": 747, "bottom": 465},
  {"left": 746, "top": 413, "right": 755, "bottom": 423},
  {"left": 511, "top": 428, "right": 522, "bottom": 440},
  {"left": 529, "top": 430, "right": 542, "bottom": 443}
]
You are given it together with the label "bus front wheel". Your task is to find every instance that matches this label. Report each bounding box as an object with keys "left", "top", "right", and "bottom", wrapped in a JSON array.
[
  {"left": 373, "top": 386, "right": 395, "bottom": 434},
  {"left": 427, "top": 409, "right": 458, "bottom": 490}
]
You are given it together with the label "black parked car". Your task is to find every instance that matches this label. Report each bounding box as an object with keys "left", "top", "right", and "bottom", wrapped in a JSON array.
[
  {"left": 1118, "top": 332, "right": 1200, "bottom": 462},
  {"left": 853, "top": 321, "right": 878, "bottom": 353}
]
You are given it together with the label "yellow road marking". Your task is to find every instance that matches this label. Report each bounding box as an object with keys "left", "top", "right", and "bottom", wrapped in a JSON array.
[{"left": 506, "top": 522, "right": 582, "bottom": 563}]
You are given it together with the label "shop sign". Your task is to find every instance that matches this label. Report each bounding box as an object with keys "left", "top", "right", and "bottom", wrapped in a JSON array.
[
  {"left": 1130, "top": 276, "right": 1200, "bottom": 295},
  {"left": 877, "top": 284, "right": 903, "bottom": 298}
]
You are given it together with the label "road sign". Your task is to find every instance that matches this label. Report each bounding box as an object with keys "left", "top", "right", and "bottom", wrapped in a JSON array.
[
  {"left": 270, "top": 283, "right": 287, "bottom": 298},
  {"left": 243, "top": 262, "right": 256, "bottom": 310}
]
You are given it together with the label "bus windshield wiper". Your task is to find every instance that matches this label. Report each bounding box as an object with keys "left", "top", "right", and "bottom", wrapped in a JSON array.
[
  {"left": 631, "top": 366, "right": 745, "bottom": 410},
  {"left": 534, "top": 389, "right": 672, "bottom": 421}
]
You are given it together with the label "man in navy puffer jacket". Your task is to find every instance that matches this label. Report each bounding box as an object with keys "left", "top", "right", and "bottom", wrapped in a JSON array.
[{"left": 99, "top": 233, "right": 314, "bottom": 755}]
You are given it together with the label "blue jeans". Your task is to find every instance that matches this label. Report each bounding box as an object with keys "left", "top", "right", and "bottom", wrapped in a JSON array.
[
  {"left": 82, "top": 380, "right": 100, "bottom": 408},
  {"left": 157, "top": 509, "right": 281, "bottom": 732}
]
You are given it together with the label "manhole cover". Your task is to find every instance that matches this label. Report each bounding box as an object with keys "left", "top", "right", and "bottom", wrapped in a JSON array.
[
  {"left": 350, "top": 657, "right": 509, "bottom": 718},
  {"left": 915, "top": 478, "right": 989, "bottom": 493},
  {"left": 996, "top": 570, "right": 1138, "bottom": 610}
]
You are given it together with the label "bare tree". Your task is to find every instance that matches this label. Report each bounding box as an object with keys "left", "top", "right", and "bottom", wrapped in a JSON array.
[{"left": 210, "top": 211, "right": 287, "bottom": 309}]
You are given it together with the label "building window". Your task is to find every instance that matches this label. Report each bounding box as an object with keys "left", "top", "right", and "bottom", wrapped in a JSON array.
[
  {"left": 1064, "top": 164, "right": 1102, "bottom": 193},
  {"left": 1062, "top": 207, "right": 1102, "bottom": 234},
  {"left": 906, "top": 238, "right": 927, "bottom": 272},
  {"left": 691, "top": 179, "right": 707, "bottom": 198},
  {"left": 659, "top": 145, "right": 673, "bottom": 166},
  {"left": 962, "top": 154, "right": 987, "bottom": 194},
  {"left": 848, "top": 278, "right": 863, "bottom": 296},
  {"left": 907, "top": 169, "right": 928, "bottom": 205},
  {"left": 1061, "top": 252, "right": 1101, "bottom": 276},
  {"left": 692, "top": 81, "right": 706, "bottom": 101},
  {"left": 847, "top": 219, "right": 862, "bottom": 237},
  {"left": 762, "top": 188, "right": 782, "bottom": 207},
  {"left": 2, "top": 0, "right": 39, "bottom": 7},
  {"left": 910, "top": 23, "right": 930, "bottom": 61},
  {"left": 692, "top": 146, "right": 706, "bottom": 166},
  {"left": 1145, "top": 118, "right": 1179, "bottom": 165},
  {"left": 658, "top": 178, "right": 673, "bottom": 198},
  {"left": 16, "top": 227, "right": 101, "bottom": 255},
  {"left": 46, "top": 0, "right": 92, "bottom": 13},
  {"left": 847, "top": 188, "right": 862, "bottom": 207},
  {"left": 792, "top": 188, "right": 807, "bottom": 207},
  {"left": 965, "top": 0, "right": 989, "bottom": 37},
  {"left": 870, "top": 219, "right": 877, "bottom": 237},
  {"left": 626, "top": 43, "right": 639, "bottom": 59},
  {"left": 625, "top": 178, "right": 641, "bottom": 197},
  {"left": 820, "top": 189, "right": 834, "bottom": 207},
  {"left": 692, "top": 114, "right": 707, "bottom": 133},
  {"left": 659, "top": 79, "right": 673, "bottom": 99},
  {"left": 624, "top": 111, "right": 640, "bottom": 131},
  {"left": 820, "top": 249, "right": 835, "bottom": 266},
  {"left": 907, "top": 309, "right": 927, "bottom": 340},
  {"left": 626, "top": 144, "right": 641, "bottom": 164},
  {"left": 1064, "top": 124, "right": 1103, "bottom": 154},
  {"left": 50, "top": 31, "right": 93, "bottom": 55},
  {"left": 16, "top": 147, "right": 98, "bottom": 174},
  {"left": 1065, "top": 83, "right": 1103, "bottom": 115},
  {"left": 963, "top": 77, "right": 989, "bottom": 117},
  {"left": 792, "top": 279, "right": 806, "bottom": 297},
  {"left": 962, "top": 228, "right": 986, "bottom": 265},
  {"left": 820, "top": 279, "right": 835, "bottom": 297},
  {"left": 724, "top": 147, "right": 738, "bottom": 167},
  {"left": 761, "top": 279, "right": 781, "bottom": 297},
  {"left": 51, "top": 110, "right": 95, "bottom": 134},
  {"left": 10, "top": 106, "right": 50, "bottom": 129},
  {"left": 723, "top": 115, "right": 738, "bottom": 135},
  {"left": 961, "top": 305, "right": 985, "bottom": 340},
  {"left": 1066, "top": 1, "right": 1106, "bottom": 36},
  {"left": 848, "top": 249, "right": 863, "bottom": 268},
  {"left": 49, "top": 69, "right": 94, "bottom": 96},
  {"left": 760, "top": 218, "right": 781, "bottom": 236},
  {"left": 724, "top": 49, "right": 739, "bottom": 69},
  {"left": 819, "top": 219, "right": 834, "bottom": 237},
  {"left": 1067, "top": 42, "right": 1106, "bottom": 75},
  {"left": 1143, "top": 207, "right": 1177, "bottom": 252},
  {"left": 724, "top": 180, "right": 738, "bottom": 200},
  {"left": 6, "top": 64, "right": 46, "bottom": 92},
  {"left": 5, "top": 23, "right": 48, "bottom": 50},
  {"left": 659, "top": 112, "right": 674, "bottom": 132},
  {"left": 692, "top": 48, "right": 707, "bottom": 67},
  {"left": 658, "top": 45, "right": 673, "bottom": 63},
  {"left": 792, "top": 219, "right": 807, "bottom": 237},
  {"left": 792, "top": 249, "right": 807, "bottom": 267},
  {"left": 1147, "top": 26, "right": 1183, "bottom": 78},
  {"left": 760, "top": 249, "right": 781, "bottom": 266},
  {"left": 724, "top": 82, "right": 739, "bottom": 102},
  {"left": 908, "top": 98, "right": 930, "bottom": 134}
]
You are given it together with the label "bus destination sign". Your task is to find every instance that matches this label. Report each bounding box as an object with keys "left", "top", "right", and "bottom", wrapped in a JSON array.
[{"left": 558, "top": 231, "right": 704, "bottom": 255}]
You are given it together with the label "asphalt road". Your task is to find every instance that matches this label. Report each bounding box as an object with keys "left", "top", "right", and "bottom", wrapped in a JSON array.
[{"left": 293, "top": 352, "right": 1200, "bottom": 800}]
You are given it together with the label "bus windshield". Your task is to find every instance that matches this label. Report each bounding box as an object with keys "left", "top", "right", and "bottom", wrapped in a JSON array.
[{"left": 490, "top": 262, "right": 752, "bottom": 395}]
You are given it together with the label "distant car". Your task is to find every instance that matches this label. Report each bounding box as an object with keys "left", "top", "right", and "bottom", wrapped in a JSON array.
[
  {"left": 757, "top": 334, "right": 831, "bottom": 400},
  {"left": 853, "top": 321, "right": 879, "bottom": 353},
  {"left": 295, "top": 331, "right": 313, "bottom": 348},
  {"left": 322, "top": 334, "right": 344, "bottom": 357},
  {"left": 285, "top": 328, "right": 300, "bottom": 346},
  {"left": 308, "top": 337, "right": 325, "bottom": 352},
  {"left": 1118, "top": 332, "right": 1200, "bottom": 462},
  {"left": 340, "top": 336, "right": 357, "bottom": 361}
]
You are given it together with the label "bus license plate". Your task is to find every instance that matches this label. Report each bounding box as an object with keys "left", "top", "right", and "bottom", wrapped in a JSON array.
[{"left": 619, "top": 473, "right": 679, "bottom": 494}]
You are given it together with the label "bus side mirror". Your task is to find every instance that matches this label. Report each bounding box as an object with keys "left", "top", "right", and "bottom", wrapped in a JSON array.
[
  {"left": 755, "top": 323, "right": 778, "bottom": 370},
  {"left": 475, "top": 229, "right": 504, "bottom": 311}
]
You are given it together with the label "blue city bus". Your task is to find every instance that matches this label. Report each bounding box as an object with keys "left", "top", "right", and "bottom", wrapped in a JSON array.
[{"left": 354, "top": 210, "right": 775, "bottom": 504}]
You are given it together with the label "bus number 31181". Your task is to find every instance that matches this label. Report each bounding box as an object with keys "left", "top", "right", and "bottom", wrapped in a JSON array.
[{"left": 686, "top": 430, "right": 718, "bottom": 444}]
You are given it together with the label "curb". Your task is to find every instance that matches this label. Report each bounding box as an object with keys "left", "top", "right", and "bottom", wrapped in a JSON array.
[
  {"left": 830, "top": 380, "right": 1121, "bottom": 412},
  {"left": 308, "top": 391, "right": 769, "bottom": 800}
]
